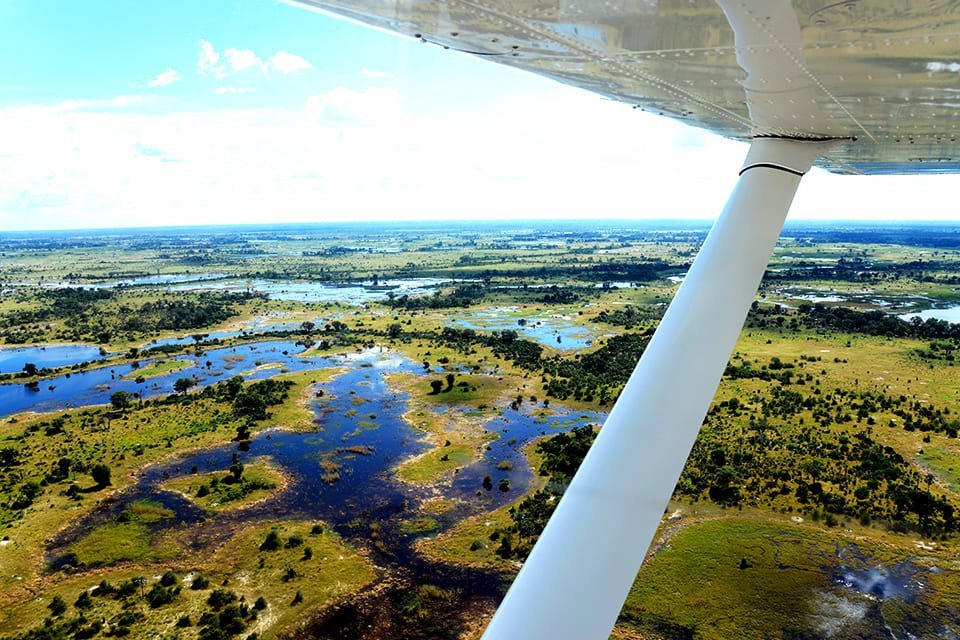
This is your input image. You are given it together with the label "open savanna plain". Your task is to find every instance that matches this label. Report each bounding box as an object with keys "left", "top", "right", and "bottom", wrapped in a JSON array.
[{"left": 2, "top": 220, "right": 960, "bottom": 639}]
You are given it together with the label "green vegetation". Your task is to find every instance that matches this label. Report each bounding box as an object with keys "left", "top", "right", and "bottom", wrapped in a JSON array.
[
  {"left": 0, "top": 520, "right": 373, "bottom": 640},
  {"left": 621, "top": 518, "right": 848, "bottom": 640},
  {"left": 162, "top": 459, "right": 286, "bottom": 511},
  {"left": 122, "top": 358, "right": 192, "bottom": 380},
  {"left": 0, "top": 289, "right": 252, "bottom": 345},
  {"left": 69, "top": 500, "right": 178, "bottom": 567},
  {"left": 389, "top": 377, "right": 500, "bottom": 484}
]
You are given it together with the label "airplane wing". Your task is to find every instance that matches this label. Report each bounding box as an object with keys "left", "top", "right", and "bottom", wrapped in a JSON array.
[
  {"left": 291, "top": 0, "right": 960, "bottom": 175},
  {"left": 286, "top": 2, "right": 960, "bottom": 638}
]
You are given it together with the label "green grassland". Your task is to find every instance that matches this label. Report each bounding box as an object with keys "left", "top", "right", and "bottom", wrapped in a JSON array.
[
  {"left": 69, "top": 500, "right": 181, "bottom": 567},
  {"left": 620, "top": 516, "right": 920, "bottom": 640},
  {"left": 0, "top": 368, "right": 339, "bottom": 610},
  {"left": 0, "top": 519, "right": 374, "bottom": 640},
  {"left": 122, "top": 358, "right": 193, "bottom": 380}
]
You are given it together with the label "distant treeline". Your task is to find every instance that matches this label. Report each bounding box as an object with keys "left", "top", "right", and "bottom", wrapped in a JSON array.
[
  {"left": 783, "top": 225, "right": 960, "bottom": 249},
  {"left": 1, "top": 289, "right": 256, "bottom": 345},
  {"left": 746, "top": 302, "right": 960, "bottom": 340},
  {"left": 763, "top": 255, "right": 960, "bottom": 285}
]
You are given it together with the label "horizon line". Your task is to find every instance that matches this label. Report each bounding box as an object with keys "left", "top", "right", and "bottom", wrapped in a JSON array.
[{"left": 4, "top": 217, "right": 960, "bottom": 235}]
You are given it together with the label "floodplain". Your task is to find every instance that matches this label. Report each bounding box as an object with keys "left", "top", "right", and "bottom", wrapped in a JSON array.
[{"left": 2, "top": 220, "right": 960, "bottom": 639}]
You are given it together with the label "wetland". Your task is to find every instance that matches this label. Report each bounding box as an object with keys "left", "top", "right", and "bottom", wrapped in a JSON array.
[{"left": 2, "top": 220, "right": 960, "bottom": 639}]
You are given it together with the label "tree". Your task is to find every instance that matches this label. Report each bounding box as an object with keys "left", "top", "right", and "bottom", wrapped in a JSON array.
[
  {"left": 174, "top": 377, "right": 196, "bottom": 394},
  {"left": 429, "top": 380, "right": 443, "bottom": 395},
  {"left": 56, "top": 457, "right": 72, "bottom": 479},
  {"left": 387, "top": 323, "right": 403, "bottom": 339},
  {"left": 48, "top": 595, "right": 67, "bottom": 616},
  {"left": 110, "top": 390, "right": 132, "bottom": 411},
  {"left": 222, "top": 376, "right": 244, "bottom": 399},
  {"left": 229, "top": 462, "right": 244, "bottom": 482},
  {"left": 233, "top": 392, "right": 268, "bottom": 422},
  {"left": 90, "top": 463, "right": 112, "bottom": 487},
  {"left": 445, "top": 373, "right": 455, "bottom": 391},
  {"left": 22, "top": 362, "right": 38, "bottom": 376}
]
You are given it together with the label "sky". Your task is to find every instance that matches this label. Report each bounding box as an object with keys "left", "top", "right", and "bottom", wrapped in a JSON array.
[{"left": 1, "top": 0, "right": 959, "bottom": 231}]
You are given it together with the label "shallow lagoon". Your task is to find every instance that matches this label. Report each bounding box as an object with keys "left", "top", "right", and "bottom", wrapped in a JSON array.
[
  {"left": 170, "top": 277, "right": 458, "bottom": 304},
  {"left": 47, "top": 350, "right": 604, "bottom": 573},
  {"left": 0, "top": 344, "right": 106, "bottom": 375},
  {"left": 0, "top": 340, "right": 331, "bottom": 416},
  {"left": 901, "top": 305, "right": 960, "bottom": 324},
  {"left": 453, "top": 306, "right": 596, "bottom": 350}
]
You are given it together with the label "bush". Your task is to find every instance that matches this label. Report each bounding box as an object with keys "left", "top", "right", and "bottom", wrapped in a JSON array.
[
  {"left": 147, "top": 584, "right": 180, "bottom": 608},
  {"left": 48, "top": 595, "right": 67, "bottom": 616},
  {"left": 285, "top": 534, "right": 303, "bottom": 548},
  {"left": 191, "top": 574, "right": 210, "bottom": 590},
  {"left": 259, "top": 531, "right": 282, "bottom": 551},
  {"left": 90, "top": 463, "right": 111, "bottom": 487},
  {"left": 207, "top": 588, "right": 237, "bottom": 610}
]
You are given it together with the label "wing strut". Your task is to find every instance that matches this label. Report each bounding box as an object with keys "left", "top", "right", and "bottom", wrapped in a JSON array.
[{"left": 482, "top": 137, "right": 834, "bottom": 640}]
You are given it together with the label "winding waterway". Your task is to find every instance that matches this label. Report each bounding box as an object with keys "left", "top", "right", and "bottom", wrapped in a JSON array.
[
  {"left": 0, "top": 340, "right": 332, "bottom": 415},
  {"left": 10, "top": 346, "right": 603, "bottom": 637}
]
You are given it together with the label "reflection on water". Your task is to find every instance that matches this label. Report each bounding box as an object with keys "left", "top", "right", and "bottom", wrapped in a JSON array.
[
  {"left": 169, "top": 277, "right": 460, "bottom": 304},
  {"left": 47, "top": 351, "right": 604, "bottom": 583},
  {"left": 901, "top": 305, "right": 960, "bottom": 324},
  {"left": 0, "top": 340, "right": 336, "bottom": 417},
  {"left": 835, "top": 564, "right": 918, "bottom": 601},
  {"left": 0, "top": 344, "right": 106, "bottom": 374},
  {"left": 454, "top": 307, "right": 594, "bottom": 350}
]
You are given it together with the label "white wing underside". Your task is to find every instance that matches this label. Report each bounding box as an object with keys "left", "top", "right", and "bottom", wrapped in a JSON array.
[{"left": 292, "top": 0, "right": 960, "bottom": 176}]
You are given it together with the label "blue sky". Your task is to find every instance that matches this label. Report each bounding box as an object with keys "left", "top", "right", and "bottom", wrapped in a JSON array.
[{"left": 0, "top": 0, "right": 958, "bottom": 231}]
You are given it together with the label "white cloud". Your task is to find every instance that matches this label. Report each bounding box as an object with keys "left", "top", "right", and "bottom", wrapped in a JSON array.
[
  {"left": 224, "top": 48, "right": 264, "bottom": 73},
  {"left": 268, "top": 51, "right": 312, "bottom": 75},
  {"left": 361, "top": 68, "right": 393, "bottom": 80},
  {"left": 197, "top": 41, "right": 312, "bottom": 82},
  {"left": 215, "top": 86, "right": 256, "bottom": 95},
  {"left": 197, "top": 39, "right": 228, "bottom": 79},
  {"left": 304, "top": 87, "right": 405, "bottom": 125},
  {"left": 55, "top": 95, "right": 156, "bottom": 112},
  {"left": 3, "top": 85, "right": 960, "bottom": 231},
  {"left": 147, "top": 68, "right": 182, "bottom": 88}
]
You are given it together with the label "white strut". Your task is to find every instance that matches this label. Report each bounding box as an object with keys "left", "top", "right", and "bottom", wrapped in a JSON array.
[{"left": 481, "top": 138, "right": 832, "bottom": 640}]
